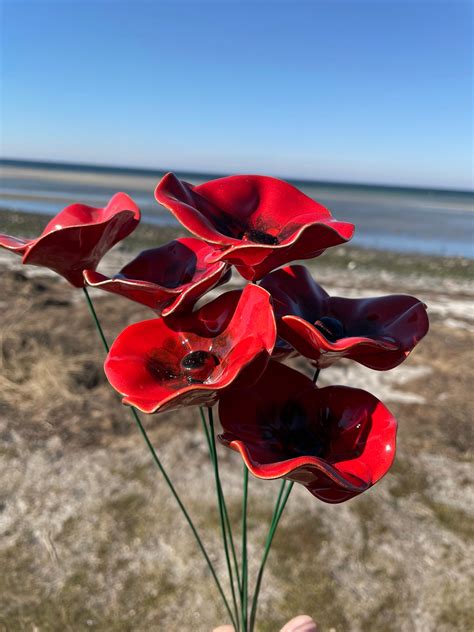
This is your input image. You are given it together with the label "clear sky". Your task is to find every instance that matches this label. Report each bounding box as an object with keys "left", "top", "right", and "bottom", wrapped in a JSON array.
[{"left": 1, "top": 0, "right": 472, "bottom": 188}]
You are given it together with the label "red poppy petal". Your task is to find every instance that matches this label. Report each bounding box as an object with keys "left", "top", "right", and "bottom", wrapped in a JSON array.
[
  {"left": 2, "top": 193, "right": 140, "bottom": 287},
  {"left": 262, "top": 265, "right": 429, "bottom": 369},
  {"left": 104, "top": 284, "right": 276, "bottom": 414},
  {"left": 124, "top": 390, "right": 218, "bottom": 414},
  {"left": 23, "top": 211, "right": 139, "bottom": 287},
  {"left": 220, "top": 438, "right": 370, "bottom": 503},
  {"left": 161, "top": 264, "right": 231, "bottom": 317},
  {"left": 279, "top": 315, "right": 399, "bottom": 368},
  {"left": 155, "top": 173, "right": 239, "bottom": 246},
  {"left": 155, "top": 173, "right": 354, "bottom": 280},
  {"left": 218, "top": 361, "right": 397, "bottom": 503},
  {"left": 196, "top": 175, "right": 333, "bottom": 226},
  {"left": 40, "top": 192, "right": 140, "bottom": 234},
  {"left": 0, "top": 234, "right": 31, "bottom": 254},
  {"left": 84, "top": 268, "right": 176, "bottom": 311},
  {"left": 84, "top": 237, "right": 230, "bottom": 315},
  {"left": 211, "top": 221, "right": 353, "bottom": 281}
]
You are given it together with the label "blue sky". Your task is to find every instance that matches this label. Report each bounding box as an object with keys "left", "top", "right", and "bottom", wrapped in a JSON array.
[{"left": 1, "top": 0, "right": 472, "bottom": 188}]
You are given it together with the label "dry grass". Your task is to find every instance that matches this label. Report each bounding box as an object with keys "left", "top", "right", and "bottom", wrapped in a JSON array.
[{"left": 0, "top": 244, "right": 473, "bottom": 631}]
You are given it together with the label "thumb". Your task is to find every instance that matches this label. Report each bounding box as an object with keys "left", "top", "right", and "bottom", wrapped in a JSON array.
[{"left": 280, "top": 614, "right": 319, "bottom": 632}]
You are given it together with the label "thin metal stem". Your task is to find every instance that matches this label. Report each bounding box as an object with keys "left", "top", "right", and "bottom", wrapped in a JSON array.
[
  {"left": 270, "top": 479, "right": 287, "bottom": 527},
  {"left": 249, "top": 481, "right": 294, "bottom": 631},
  {"left": 200, "top": 407, "right": 243, "bottom": 601},
  {"left": 241, "top": 466, "right": 249, "bottom": 631},
  {"left": 207, "top": 407, "right": 241, "bottom": 629},
  {"left": 82, "top": 287, "right": 236, "bottom": 627}
]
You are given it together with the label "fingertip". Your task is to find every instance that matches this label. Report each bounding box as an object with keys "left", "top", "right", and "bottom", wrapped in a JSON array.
[{"left": 279, "top": 614, "right": 319, "bottom": 632}]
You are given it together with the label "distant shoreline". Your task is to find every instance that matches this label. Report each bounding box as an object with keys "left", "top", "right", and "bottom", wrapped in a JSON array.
[
  {"left": 2, "top": 157, "right": 473, "bottom": 197},
  {"left": 1, "top": 160, "right": 473, "bottom": 258}
]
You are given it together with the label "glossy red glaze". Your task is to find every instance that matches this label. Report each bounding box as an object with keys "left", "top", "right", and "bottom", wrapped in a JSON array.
[
  {"left": 155, "top": 173, "right": 354, "bottom": 281},
  {"left": 218, "top": 361, "right": 397, "bottom": 503},
  {"left": 260, "top": 265, "right": 429, "bottom": 370},
  {"left": 0, "top": 194, "right": 140, "bottom": 287},
  {"left": 84, "top": 237, "right": 231, "bottom": 316},
  {"left": 104, "top": 284, "right": 276, "bottom": 414}
]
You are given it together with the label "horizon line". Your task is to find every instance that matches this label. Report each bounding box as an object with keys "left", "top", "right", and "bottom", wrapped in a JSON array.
[{"left": 1, "top": 156, "right": 473, "bottom": 196}]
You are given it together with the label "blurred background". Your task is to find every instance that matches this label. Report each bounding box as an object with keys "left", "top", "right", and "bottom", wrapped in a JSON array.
[{"left": 0, "top": 1, "right": 473, "bottom": 631}]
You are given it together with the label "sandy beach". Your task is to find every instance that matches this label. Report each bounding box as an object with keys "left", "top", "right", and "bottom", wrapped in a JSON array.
[{"left": 0, "top": 209, "right": 472, "bottom": 631}]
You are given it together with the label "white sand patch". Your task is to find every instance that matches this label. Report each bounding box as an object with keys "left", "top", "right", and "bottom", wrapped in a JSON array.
[
  {"left": 417, "top": 453, "right": 474, "bottom": 511},
  {"left": 442, "top": 317, "right": 473, "bottom": 330},
  {"left": 427, "top": 296, "right": 474, "bottom": 321},
  {"left": 312, "top": 282, "right": 474, "bottom": 332},
  {"left": 319, "top": 362, "right": 432, "bottom": 404},
  {"left": 0, "top": 250, "right": 57, "bottom": 279}
]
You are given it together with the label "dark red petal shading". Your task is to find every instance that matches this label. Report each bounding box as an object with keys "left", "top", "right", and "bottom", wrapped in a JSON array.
[
  {"left": 0, "top": 193, "right": 140, "bottom": 287},
  {"left": 83, "top": 237, "right": 230, "bottom": 316},
  {"left": 260, "top": 265, "right": 429, "bottom": 369},
  {"left": 218, "top": 361, "right": 397, "bottom": 503},
  {"left": 104, "top": 284, "right": 276, "bottom": 414},
  {"left": 155, "top": 173, "right": 354, "bottom": 281}
]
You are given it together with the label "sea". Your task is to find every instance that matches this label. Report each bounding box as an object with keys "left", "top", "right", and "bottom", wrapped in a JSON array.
[{"left": 1, "top": 159, "right": 473, "bottom": 258}]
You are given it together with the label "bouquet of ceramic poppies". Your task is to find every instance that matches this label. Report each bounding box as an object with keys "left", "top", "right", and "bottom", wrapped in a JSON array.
[{"left": 0, "top": 173, "right": 429, "bottom": 630}]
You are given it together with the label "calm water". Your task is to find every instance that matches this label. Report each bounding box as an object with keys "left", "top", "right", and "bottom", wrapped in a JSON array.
[{"left": 1, "top": 159, "right": 473, "bottom": 258}]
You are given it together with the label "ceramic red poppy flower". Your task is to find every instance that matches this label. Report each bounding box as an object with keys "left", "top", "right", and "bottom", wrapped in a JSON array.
[
  {"left": 260, "top": 265, "right": 429, "bottom": 370},
  {"left": 83, "top": 237, "right": 231, "bottom": 316},
  {"left": 218, "top": 361, "right": 397, "bottom": 503},
  {"left": 0, "top": 194, "right": 140, "bottom": 287},
  {"left": 155, "top": 173, "right": 354, "bottom": 281},
  {"left": 104, "top": 284, "right": 276, "bottom": 414}
]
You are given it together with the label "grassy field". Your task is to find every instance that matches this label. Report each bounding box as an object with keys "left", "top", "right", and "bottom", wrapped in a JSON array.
[{"left": 0, "top": 211, "right": 473, "bottom": 631}]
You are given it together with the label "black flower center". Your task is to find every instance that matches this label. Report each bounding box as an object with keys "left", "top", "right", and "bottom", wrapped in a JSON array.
[
  {"left": 244, "top": 229, "right": 279, "bottom": 245},
  {"left": 180, "top": 350, "right": 219, "bottom": 384},
  {"left": 146, "top": 357, "right": 178, "bottom": 382},
  {"left": 314, "top": 316, "right": 345, "bottom": 342},
  {"left": 264, "top": 401, "right": 329, "bottom": 458}
]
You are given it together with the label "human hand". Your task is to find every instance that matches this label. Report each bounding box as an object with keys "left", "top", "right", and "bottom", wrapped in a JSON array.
[
  {"left": 213, "top": 614, "right": 318, "bottom": 632},
  {"left": 280, "top": 615, "right": 319, "bottom": 631}
]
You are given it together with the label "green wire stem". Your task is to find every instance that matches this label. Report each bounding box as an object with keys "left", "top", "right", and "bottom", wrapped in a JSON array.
[
  {"left": 207, "top": 406, "right": 241, "bottom": 630},
  {"left": 200, "top": 409, "right": 243, "bottom": 600},
  {"left": 199, "top": 408, "right": 242, "bottom": 598},
  {"left": 241, "top": 466, "right": 249, "bottom": 630},
  {"left": 249, "top": 481, "right": 294, "bottom": 631},
  {"left": 82, "top": 287, "right": 236, "bottom": 628},
  {"left": 201, "top": 407, "right": 248, "bottom": 629}
]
